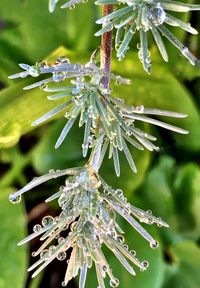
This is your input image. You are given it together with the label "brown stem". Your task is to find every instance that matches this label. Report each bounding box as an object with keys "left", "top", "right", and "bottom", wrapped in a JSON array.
[{"left": 100, "top": 5, "right": 113, "bottom": 89}]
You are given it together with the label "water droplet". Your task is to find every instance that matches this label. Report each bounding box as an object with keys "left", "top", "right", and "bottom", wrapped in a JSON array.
[
  {"left": 57, "top": 251, "right": 66, "bottom": 261},
  {"left": 136, "top": 105, "right": 144, "bottom": 113},
  {"left": 148, "top": 6, "right": 166, "bottom": 26},
  {"left": 117, "top": 235, "right": 125, "bottom": 244},
  {"left": 33, "top": 224, "right": 42, "bottom": 233},
  {"left": 130, "top": 250, "right": 136, "bottom": 256},
  {"left": 28, "top": 65, "right": 40, "bottom": 77},
  {"left": 37, "top": 60, "right": 47, "bottom": 68},
  {"left": 115, "top": 189, "right": 123, "bottom": 197},
  {"left": 49, "top": 245, "right": 56, "bottom": 254},
  {"left": 109, "top": 278, "right": 119, "bottom": 287},
  {"left": 53, "top": 72, "right": 65, "bottom": 82},
  {"left": 102, "top": 265, "right": 107, "bottom": 272},
  {"left": 157, "top": 217, "right": 163, "bottom": 227},
  {"left": 123, "top": 244, "right": 129, "bottom": 250},
  {"left": 55, "top": 233, "right": 60, "bottom": 239},
  {"left": 150, "top": 240, "right": 159, "bottom": 249},
  {"left": 58, "top": 237, "right": 65, "bottom": 244},
  {"left": 42, "top": 216, "right": 54, "bottom": 227},
  {"left": 9, "top": 193, "right": 21, "bottom": 204},
  {"left": 40, "top": 249, "right": 49, "bottom": 259},
  {"left": 147, "top": 209, "right": 152, "bottom": 214},
  {"left": 142, "top": 260, "right": 149, "bottom": 269},
  {"left": 49, "top": 169, "right": 55, "bottom": 173},
  {"left": 147, "top": 217, "right": 154, "bottom": 224},
  {"left": 40, "top": 84, "right": 47, "bottom": 90}
]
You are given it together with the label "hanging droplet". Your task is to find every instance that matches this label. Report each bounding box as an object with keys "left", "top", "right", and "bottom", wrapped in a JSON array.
[
  {"left": 148, "top": 6, "right": 166, "bottom": 26},
  {"left": 150, "top": 240, "right": 159, "bottom": 249},
  {"left": 109, "top": 278, "right": 119, "bottom": 287},
  {"left": 33, "top": 224, "right": 42, "bottom": 233},
  {"left": 42, "top": 216, "right": 54, "bottom": 227},
  {"left": 9, "top": 193, "right": 21, "bottom": 204},
  {"left": 57, "top": 251, "right": 67, "bottom": 261}
]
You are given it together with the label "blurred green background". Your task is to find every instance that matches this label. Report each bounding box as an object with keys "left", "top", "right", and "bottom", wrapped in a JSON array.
[{"left": 0, "top": 0, "right": 200, "bottom": 288}]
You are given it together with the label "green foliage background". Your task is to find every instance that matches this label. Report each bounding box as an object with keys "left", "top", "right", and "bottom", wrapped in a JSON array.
[{"left": 0, "top": 0, "right": 200, "bottom": 287}]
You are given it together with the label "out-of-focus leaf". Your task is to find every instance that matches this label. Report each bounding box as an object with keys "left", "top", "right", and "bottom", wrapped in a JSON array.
[
  {"left": 0, "top": 80, "right": 65, "bottom": 149},
  {"left": 0, "top": 0, "right": 23, "bottom": 22},
  {"left": 173, "top": 163, "right": 200, "bottom": 236},
  {"left": 172, "top": 57, "right": 200, "bottom": 81},
  {"left": 20, "top": 0, "right": 94, "bottom": 60},
  {"left": 162, "top": 240, "right": 200, "bottom": 288},
  {"left": 139, "top": 156, "right": 177, "bottom": 230},
  {"left": 0, "top": 187, "right": 27, "bottom": 288},
  {"left": 32, "top": 120, "right": 84, "bottom": 174},
  {"left": 0, "top": 0, "right": 95, "bottom": 82},
  {"left": 139, "top": 156, "right": 200, "bottom": 242}
]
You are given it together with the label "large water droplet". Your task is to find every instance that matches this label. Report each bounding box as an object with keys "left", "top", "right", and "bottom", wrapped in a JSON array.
[
  {"left": 9, "top": 193, "right": 21, "bottom": 204},
  {"left": 148, "top": 6, "right": 166, "bottom": 26},
  {"left": 42, "top": 216, "right": 54, "bottom": 227}
]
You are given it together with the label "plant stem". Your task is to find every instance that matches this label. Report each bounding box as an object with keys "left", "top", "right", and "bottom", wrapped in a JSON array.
[
  {"left": 100, "top": 5, "right": 113, "bottom": 89},
  {"left": 88, "top": 5, "right": 113, "bottom": 171}
]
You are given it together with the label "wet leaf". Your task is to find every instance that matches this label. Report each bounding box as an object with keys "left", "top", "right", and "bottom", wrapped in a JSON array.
[{"left": 163, "top": 240, "right": 200, "bottom": 288}]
